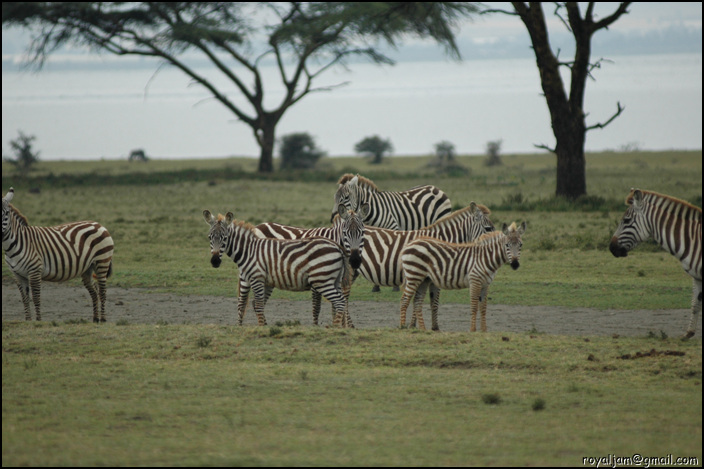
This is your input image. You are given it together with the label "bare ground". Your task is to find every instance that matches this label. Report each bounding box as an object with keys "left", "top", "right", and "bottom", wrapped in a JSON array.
[{"left": 2, "top": 279, "right": 700, "bottom": 338}]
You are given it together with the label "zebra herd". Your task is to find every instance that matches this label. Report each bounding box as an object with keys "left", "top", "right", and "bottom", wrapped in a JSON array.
[{"left": 2, "top": 177, "right": 702, "bottom": 338}]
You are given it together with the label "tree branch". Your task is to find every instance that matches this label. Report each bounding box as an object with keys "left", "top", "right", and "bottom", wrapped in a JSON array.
[{"left": 586, "top": 102, "right": 625, "bottom": 131}]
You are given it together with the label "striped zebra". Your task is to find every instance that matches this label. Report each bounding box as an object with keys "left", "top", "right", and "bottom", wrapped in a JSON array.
[
  {"left": 609, "top": 188, "right": 702, "bottom": 338},
  {"left": 2, "top": 187, "right": 114, "bottom": 322},
  {"left": 255, "top": 203, "right": 369, "bottom": 327},
  {"left": 400, "top": 222, "right": 526, "bottom": 332},
  {"left": 331, "top": 174, "right": 452, "bottom": 230},
  {"left": 204, "top": 210, "right": 350, "bottom": 327},
  {"left": 358, "top": 202, "right": 494, "bottom": 330}
]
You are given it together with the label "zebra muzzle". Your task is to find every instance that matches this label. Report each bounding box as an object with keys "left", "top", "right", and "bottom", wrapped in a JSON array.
[
  {"left": 510, "top": 259, "right": 520, "bottom": 270},
  {"left": 210, "top": 254, "right": 222, "bottom": 268},
  {"left": 349, "top": 250, "right": 362, "bottom": 270},
  {"left": 609, "top": 238, "right": 628, "bottom": 258}
]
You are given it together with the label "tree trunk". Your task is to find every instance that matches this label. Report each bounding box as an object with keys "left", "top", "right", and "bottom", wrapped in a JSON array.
[
  {"left": 255, "top": 116, "right": 278, "bottom": 173},
  {"left": 554, "top": 126, "right": 587, "bottom": 198}
]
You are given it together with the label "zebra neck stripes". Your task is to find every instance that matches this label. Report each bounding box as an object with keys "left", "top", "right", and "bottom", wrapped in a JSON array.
[{"left": 610, "top": 189, "right": 702, "bottom": 338}]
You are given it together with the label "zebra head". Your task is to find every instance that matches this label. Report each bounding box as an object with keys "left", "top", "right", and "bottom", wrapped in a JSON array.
[
  {"left": 203, "top": 210, "right": 234, "bottom": 268},
  {"left": 610, "top": 188, "right": 649, "bottom": 258},
  {"left": 502, "top": 222, "right": 526, "bottom": 270},
  {"left": 469, "top": 202, "right": 496, "bottom": 238},
  {"left": 331, "top": 174, "right": 362, "bottom": 223},
  {"left": 334, "top": 202, "right": 370, "bottom": 270},
  {"left": 2, "top": 187, "right": 14, "bottom": 238}
]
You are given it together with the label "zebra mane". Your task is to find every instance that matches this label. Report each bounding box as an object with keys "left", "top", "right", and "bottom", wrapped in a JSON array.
[
  {"left": 423, "top": 203, "right": 490, "bottom": 230},
  {"left": 8, "top": 204, "right": 29, "bottom": 227},
  {"left": 218, "top": 214, "right": 258, "bottom": 234},
  {"left": 628, "top": 190, "right": 702, "bottom": 220},
  {"left": 336, "top": 173, "right": 379, "bottom": 193},
  {"left": 472, "top": 230, "right": 504, "bottom": 246}
]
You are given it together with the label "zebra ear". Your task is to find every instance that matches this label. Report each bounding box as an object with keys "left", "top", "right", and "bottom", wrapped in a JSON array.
[
  {"left": 470, "top": 202, "right": 479, "bottom": 215},
  {"left": 348, "top": 175, "right": 359, "bottom": 186},
  {"left": 338, "top": 203, "right": 348, "bottom": 220},
  {"left": 203, "top": 210, "right": 215, "bottom": 225},
  {"left": 358, "top": 202, "right": 370, "bottom": 219},
  {"left": 4, "top": 187, "right": 14, "bottom": 202},
  {"left": 631, "top": 189, "right": 644, "bottom": 208},
  {"left": 518, "top": 221, "right": 527, "bottom": 235},
  {"left": 225, "top": 212, "right": 235, "bottom": 225},
  {"left": 501, "top": 223, "right": 508, "bottom": 234}
]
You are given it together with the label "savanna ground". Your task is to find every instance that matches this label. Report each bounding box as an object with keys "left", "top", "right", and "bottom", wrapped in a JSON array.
[{"left": 2, "top": 151, "right": 702, "bottom": 466}]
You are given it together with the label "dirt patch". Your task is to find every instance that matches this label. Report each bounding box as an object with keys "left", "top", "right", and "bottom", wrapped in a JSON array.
[{"left": 2, "top": 279, "right": 701, "bottom": 338}]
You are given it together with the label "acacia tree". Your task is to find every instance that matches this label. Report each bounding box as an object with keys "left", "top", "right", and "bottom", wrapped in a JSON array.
[
  {"left": 354, "top": 135, "right": 394, "bottom": 164},
  {"left": 2, "top": 2, "right": 478, "bottom": 173},
  {"left": 486, "top": 2, "right": 630, "bottom": 199}
]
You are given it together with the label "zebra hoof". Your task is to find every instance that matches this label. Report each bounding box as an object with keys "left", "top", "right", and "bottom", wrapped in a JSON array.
[
  {"left": 681, "top": 331, "right": 695, "bottom": 340},
  {"left": 93, "top": 317, "right": 100, "bottom": 323},
  {"left": 371, "top": 285, "right": 381, "bottom": 292}
]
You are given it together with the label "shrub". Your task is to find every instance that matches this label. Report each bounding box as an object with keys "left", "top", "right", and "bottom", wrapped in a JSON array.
[
  {"left": 279, "top": 132, "right": 325, "bottom": 170},
  {"left": 354, "top": 135, "right": 394, "bottom": 164}
]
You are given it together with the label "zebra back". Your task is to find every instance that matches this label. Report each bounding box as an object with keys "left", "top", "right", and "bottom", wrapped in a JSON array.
[
  {"left": 610, "top": 189, "right": 702, "bottom": 279},
  {"left": 358, "top": 202, "right": 495, "bottom": 286},
  {"left": 204, "top": 210, "right": 347, "bottom": 292},
  {"left": 332, "top": 173, "right": 451, "bottom": 230},
  {"left": 401, "top": 222, "right": 526, "bottom": 290},
  {"left": 2, "top": 188, "right": 114, "bottom": 282}
]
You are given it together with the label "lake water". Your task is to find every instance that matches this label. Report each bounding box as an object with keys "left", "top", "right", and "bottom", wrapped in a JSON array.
[{"left": 2, "top": 53, "right": 701, "bottom": 160}]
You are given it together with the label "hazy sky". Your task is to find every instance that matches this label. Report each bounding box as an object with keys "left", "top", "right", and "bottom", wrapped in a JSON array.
[
  {"left": 2, "top": 3, "right": 702, "bottom": 159},
  {"left": 3, "top": 3, "right": 702, "bottom": 67}
]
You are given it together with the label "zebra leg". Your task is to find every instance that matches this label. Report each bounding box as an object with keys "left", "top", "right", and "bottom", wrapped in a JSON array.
[
  {"left": 429, "top": 284, "right": 441, "bottom": 331},
  {"left": 411, "top": 279, "right": 430, "bottom": 331},
  {"left": 13, "top": 275, "right": 32, "bottom": 321},
  {"left": 237, "top": 279, "right": 251, "bottom": 326},
  {"left": 28, "top": 271, "right": 42, "bottom": 321},
  {"left": 311, "top": 290, "right": 322, "bottom": 325},
  {"left": 469, "top": 280, "right": 481, "bottom": 332},
  {"left": 684, "top": 279, "right": 702, "bottom": 339},
  {"left": 479, "top": 285, "right": 489, "bottom": 332},
  {"left": 82, "top": 270, "right": 100, "bottom": 323},
  {"left": 399, "top": 279, "right": 419, "bottom": 328},
  {"left": 341, "top": 266, "right": 354, "bottom": 328},
  {"left": 95, "top": 261, "right": 111, "bottom": 322},
  {"left": 251, "top": 282, "right": 269, "bottom": 326}
]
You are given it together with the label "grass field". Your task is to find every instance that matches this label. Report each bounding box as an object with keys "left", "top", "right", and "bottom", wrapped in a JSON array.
[{"left": 2, "top": 150, "right": 702, "bottom": 466}]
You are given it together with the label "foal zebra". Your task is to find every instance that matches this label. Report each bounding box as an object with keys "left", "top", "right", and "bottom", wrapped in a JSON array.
[
  {"left": 400, "top": 222, "right": 526, "bottom": 332},
  {"left": 254, "top": 203, "right": 369, "bottom": 327},
  {"left": 358, "top": 202, "right": 494, "bottom": 329},
  {"left": 204, "top": 210, "right": 350, "bottom": 327},
  {"left": 331, "top": 174, "right": 452, "bottom": 230},
  {"left": 610, "top": 188, "right": 702, "bottom": 338},
  {"left": 2, "top": 187, "right": 114, "bottom": 322}
]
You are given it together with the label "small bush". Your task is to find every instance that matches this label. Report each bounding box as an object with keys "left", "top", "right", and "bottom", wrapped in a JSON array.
[
  {"left": 481, "top": 393, "right": 501, "bottom": 405},
  {"left": 532, "top": 398, "right": 546, "bottom": 411},
  {"left": 197, "top": 336, "right": 212, "bottom": 348}
]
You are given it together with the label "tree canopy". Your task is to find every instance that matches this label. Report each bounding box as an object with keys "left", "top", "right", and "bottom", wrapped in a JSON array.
[{"left": 3, "top": 2, "right": 479, "bottom": 172}]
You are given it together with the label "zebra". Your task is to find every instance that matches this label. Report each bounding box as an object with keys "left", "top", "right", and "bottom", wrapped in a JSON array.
[
  {"left": 2, "top": 187, "right": 114, "bottom": 322},
  {"left": 255, "top": 203, "right": 369, "bottom": 327},
  {"left": 400, "top": 222, "right": 526, "bottom": 332},
  {"left": 203, "top": 210, "right": 350, "bottom": 327},
  {"left": 358, "top": 202, "right": 495, "bottom": 330},
  {"left": 331, "top": 174, "right": 452, "bottom": 231},
  {"left": 609, "top": 188, "right": 702, "bottom": 339}
]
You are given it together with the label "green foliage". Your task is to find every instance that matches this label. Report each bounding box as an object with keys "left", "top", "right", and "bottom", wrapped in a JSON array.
[
  {"left": 4, "top": 130, "right": 40, "bottom": 175},
  {"left": 354, "top": 135, "right": 394, "bottom": 164},
  {"left": 279, "top": 132, "right": 325, "bottom": 170},
  {"left": 427, "top": 140, "right": 470, "bottom": 175}
]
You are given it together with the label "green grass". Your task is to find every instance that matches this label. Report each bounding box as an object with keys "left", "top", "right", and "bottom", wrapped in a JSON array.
[
  {"left": 2, "top": 321, "right": 701, "bottom": 466},
  {"left": 2, "top": 150, "right": 702, "bottom": 465}
]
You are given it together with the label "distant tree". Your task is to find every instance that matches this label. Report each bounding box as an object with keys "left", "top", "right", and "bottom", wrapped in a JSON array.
[
  {"left": 484, "top": 2, "right": 630, "bottom": 199},
  {"left": 3, "top": 2, "right": 480, "bottom": 173},
  {"left": 427, "top": 140, "right": 469, "bottom": 175},
  {"left": 354, "top": 135, "right": 394, "bottom": 164},
  {"left": 484, "top": 139, "right": 503, "bottom": 167},
  {"left": 279, "top": 132, "right": 326, "bottom": 170},
  {"left": 4, "top": 130, "right": 40, "bottom": 175},
  {"left": 128, "top": 149, "right": 149, "bottom": 162}
]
